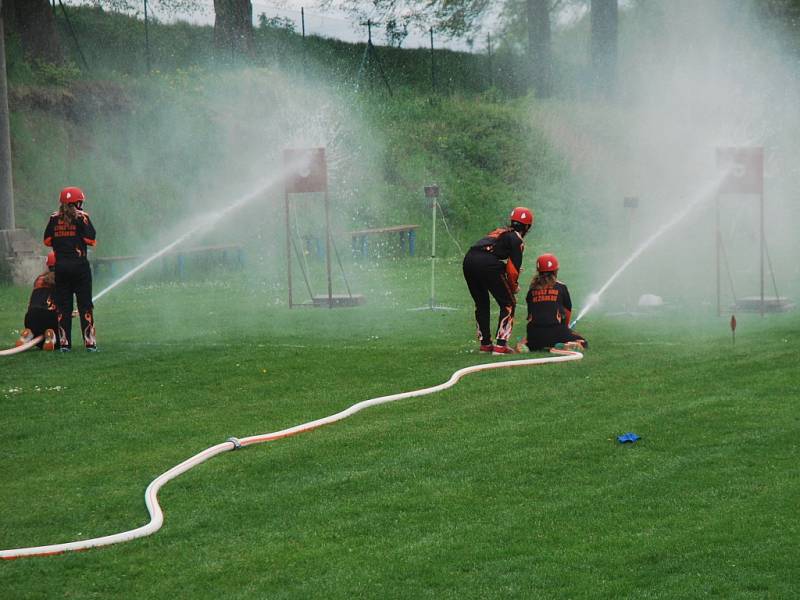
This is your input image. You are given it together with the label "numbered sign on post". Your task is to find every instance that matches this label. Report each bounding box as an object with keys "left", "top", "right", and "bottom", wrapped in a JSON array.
[
  {"left": 716, "top": 147, "right": 763, "bottom": 195},
  {"left": 284, "top": 148, "right": 328, "bottom": 194}
]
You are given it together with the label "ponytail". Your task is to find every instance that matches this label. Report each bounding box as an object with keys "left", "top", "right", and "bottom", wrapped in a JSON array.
[
  {"left": 58, "top": 203, "right": 78, "bottom": 223},
  {"left": 530, "top": 271, "right": 557, "bottom": 290}
]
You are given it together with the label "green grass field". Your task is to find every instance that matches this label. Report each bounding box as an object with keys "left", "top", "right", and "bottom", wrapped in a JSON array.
[{"left": 1, "top": 259, "right": 798, "bottom": 599}]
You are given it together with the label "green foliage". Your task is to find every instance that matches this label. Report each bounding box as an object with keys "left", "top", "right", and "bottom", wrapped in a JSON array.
[
  {"left": 30, "top": 60, "right": 82, "bottom": 87},
  {"left": 352, "top": 91, "right": 585, "bottom": 255},
  {"left": 0, "top": 257, "right": 11, "bottom": 285},
  {"left": 258, "top": 13, "right": 296, "bottom": 34}
]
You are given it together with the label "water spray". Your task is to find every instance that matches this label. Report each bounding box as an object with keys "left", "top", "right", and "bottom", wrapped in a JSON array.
[
  {"left": 570, "top": 175, "right": 726, "bottom": 328},
  {"left": 0, "top": 350, "right": 583, "bottom": 560},
  {"left": 93, "top": 160, "right": 306, "bottom": 302}
]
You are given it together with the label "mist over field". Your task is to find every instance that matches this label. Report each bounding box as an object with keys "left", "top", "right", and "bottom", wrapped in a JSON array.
[{"left": 531, "top": 1, "right": 800, "bottom": 319}]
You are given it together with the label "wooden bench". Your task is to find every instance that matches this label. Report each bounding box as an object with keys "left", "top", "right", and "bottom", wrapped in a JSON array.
[
  {"left": 91, "top": 244, "right": 244, "bottom": 278},
  {"left": 349, "top": 225, "right": 419, "bottom": 258}
]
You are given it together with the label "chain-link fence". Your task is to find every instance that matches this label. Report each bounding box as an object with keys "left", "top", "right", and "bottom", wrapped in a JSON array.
[{"left": 50, "top": 1, "right": 530, "bottom": 96}]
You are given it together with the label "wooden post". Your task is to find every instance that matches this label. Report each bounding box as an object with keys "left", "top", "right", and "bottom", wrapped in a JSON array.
[
  {"left": 760, "top": 190, "right": 764, "bottom": 316},
  {"left": 715, "top": 194, "right": 721, "bottom": 317},
  {"left": 285, "top": 190, "right": 293, "bottom": 307},
  {"left": 324, "top": 188, "right": 332, "bottom": 307}
]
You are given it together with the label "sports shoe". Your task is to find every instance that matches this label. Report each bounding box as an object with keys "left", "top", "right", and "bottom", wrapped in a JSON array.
[
  {"left": 59, "top": 346, "right": 71, "bottom": 353},
  {"left": 554, "top": 341, "right": 585, "bottom": 351},
  {"left": 85, "top": 345, "right": 98, "bottom": 352},
  {"left": 43, "top": 329, "right": 56, "bottom": 351},
  {"left": 492, "top": 344, "right": 516, "bottom": 356},
  {"left": 15, "top": 328, "right": 34, "bottom": 347},
  {"left": 479, "top": 344, "right": 494, "bottom": 353}
]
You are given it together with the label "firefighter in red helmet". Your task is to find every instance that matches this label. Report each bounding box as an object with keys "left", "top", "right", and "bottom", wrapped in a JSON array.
[
  {"left": 462, "top": 207, "right": 533, "bottom": 355},
  {"left": 521, "top": 253, "right": 587, "bottom": 351},
  {"left": 15, "top": 252, "right": 58, "bottom": 351},
  {"left": 43, "top": 186, "right": 97, "bottom": 351}
]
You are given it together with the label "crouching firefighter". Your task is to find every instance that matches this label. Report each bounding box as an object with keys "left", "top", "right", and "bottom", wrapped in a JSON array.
[
  {"left": 15, "top": 252, "right": 58, "bottom": 351},
  {"left": 43, "top": 186, "right": 98, "bottom": 352},
  {"left": 462, "top": 206, "right": 533, "bottom": 355}
]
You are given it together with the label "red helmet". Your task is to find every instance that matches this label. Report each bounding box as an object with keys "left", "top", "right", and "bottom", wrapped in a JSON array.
[
  {"left": 60, "top": 186, "right": 85, "bottom": 204},
  {"left": 46, "top": 252, "right": 56, "bottom": 269},
  {"left": 510, "top": 206, "right": 533, "bottom": 226},
  {"left": 536, "top": 253, "right": 559, "bottom": 273}
]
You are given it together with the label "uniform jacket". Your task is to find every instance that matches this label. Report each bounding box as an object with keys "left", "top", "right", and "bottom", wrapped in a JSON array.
[
  {"left": 43, "top": 209, "right": 96, "bottom": 260},
  {"left": 526, "top": 280, "right": 572, "bottom": 327}
]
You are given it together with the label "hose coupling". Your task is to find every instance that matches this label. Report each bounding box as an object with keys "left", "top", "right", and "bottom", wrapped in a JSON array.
[{"left": 227, "top": 437, "right": 242, "bottom": 450}]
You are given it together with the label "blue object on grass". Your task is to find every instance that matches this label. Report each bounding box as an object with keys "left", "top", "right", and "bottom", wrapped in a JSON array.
[{"left": 617, "top": 432, "right": 641, "bottom": 443}]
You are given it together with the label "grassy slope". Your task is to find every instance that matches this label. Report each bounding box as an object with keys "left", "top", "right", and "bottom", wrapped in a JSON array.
[{"left": 1, "top": 260, "right": 798, "bottom": 599}]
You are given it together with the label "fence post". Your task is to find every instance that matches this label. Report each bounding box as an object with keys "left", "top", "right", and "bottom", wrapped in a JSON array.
[
  {"left": 487, "top": 32, "right": 493, "bottom": 89},
  {"left": 58, "top": 0, "right": 90, "bottom": 70},
  {"left": 144, "top": 0, "right": 151, "bottom": 72},
  {"left": 429, "top": 27, "right": 436, "bottom": 94},
  {"left": 301, "top": 6, "right": 306, "bottom": 75}
]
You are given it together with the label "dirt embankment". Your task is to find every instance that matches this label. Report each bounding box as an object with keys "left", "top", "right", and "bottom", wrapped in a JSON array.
[{"left": 8, "top": 80, "right": 130, "bottom": 121}]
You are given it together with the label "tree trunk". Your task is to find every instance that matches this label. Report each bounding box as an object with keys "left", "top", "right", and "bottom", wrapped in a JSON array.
[
  {"left": 526, "top": 0, "right": 552, "bottom": 98},
  {"left": 591, "top": 0, "right": 618, "bottom": 99},
  {"left": 0, "top": 11, "right": 15, "bottom": 230},
  {"left": 2, "top": 0, "right": 63, "bottom": 65},
  {"left": 213, "top": 0, "right": 254, "bottom": 62}
]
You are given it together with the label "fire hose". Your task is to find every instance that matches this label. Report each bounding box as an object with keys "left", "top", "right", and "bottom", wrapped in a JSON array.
[
  {"left": 0, "top": 350, "right": 583, "bottom": 560},
  {"left": 0, "top": 335, "right": 44, "bottom": 356}
]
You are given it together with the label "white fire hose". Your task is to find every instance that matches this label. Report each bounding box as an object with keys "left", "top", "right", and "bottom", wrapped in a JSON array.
[
  {"left": 0, "top": 350, "right": 583, "bottom": 560},
  {"left": 0, "top": 335, "right": 44, "bottom": 356}
]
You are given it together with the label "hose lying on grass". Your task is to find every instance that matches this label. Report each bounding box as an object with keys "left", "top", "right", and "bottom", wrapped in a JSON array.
[
  {"left": 0, "top": 350, "right": 583, "bottom": 560},
  {"left": 0, "top": 336, "right": 44, "bottom": 356}
]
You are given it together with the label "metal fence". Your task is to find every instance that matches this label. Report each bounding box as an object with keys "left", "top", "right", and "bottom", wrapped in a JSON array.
[{"left": 53, "top": 0, "right": 528, "bottom": 95}]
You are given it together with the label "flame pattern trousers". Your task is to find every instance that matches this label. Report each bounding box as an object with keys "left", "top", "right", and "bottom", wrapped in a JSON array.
[
  {"left": 54, "top": 259, "right": 95, "bottom": 348},
  {"left": 463, "top": 249, "right": 515, "bottom": 346}
]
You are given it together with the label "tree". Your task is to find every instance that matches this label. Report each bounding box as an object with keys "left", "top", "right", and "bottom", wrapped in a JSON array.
[
  {"left": 323, "top": 0, "right": 565, "bottom": 97},
  {"left": 213, "top": 0, "right": 254, "bottom": 60},
  {"left": 0, "top": 6, "right": 15, "bottom": 231},
  {"left": 590, "top": 0, "right": 617, "bottom": 98},
  {"left": 1, "top": 0, "right": 63, "bottom": 64},
  {"left": 527, "top": 0, "right": 552, "bottom": 97}
]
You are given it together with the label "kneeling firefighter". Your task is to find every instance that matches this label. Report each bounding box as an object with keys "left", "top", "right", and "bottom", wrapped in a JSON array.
[{"left": 16, "top": 252, "right": 58, "bottom": 351}]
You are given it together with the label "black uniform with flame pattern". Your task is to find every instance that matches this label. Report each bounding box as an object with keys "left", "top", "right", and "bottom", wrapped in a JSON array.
[
  {"left": 525, "top": 281, "right": 587, "bottom": 350},
  {"left": 44, "top": 209, "right": 97, "bottom": 349},
  {"left": 462, "top": 227, "right": 525, "bottom": 347}
]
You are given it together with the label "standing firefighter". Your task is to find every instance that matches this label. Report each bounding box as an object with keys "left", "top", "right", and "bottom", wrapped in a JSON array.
[
  {"left": 15, "top": 252, "right": 58, "bottom": 351},
  {"left": 43, "top": 186, "right": 97, "bottom": 352},
  {"left": 522, "top": 253, "right": 587, "bottom": 351},
  {"left": 463, "top": 207, "right": 533, "bottom": 355}
]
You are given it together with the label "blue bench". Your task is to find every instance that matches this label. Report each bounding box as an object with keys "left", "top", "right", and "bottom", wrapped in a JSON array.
[
  {"left": 91, "top": 244, "right": 244, "bottom": 278},
  {"left": 350, "top": 225, "right": 419, "bottom": 258}
]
